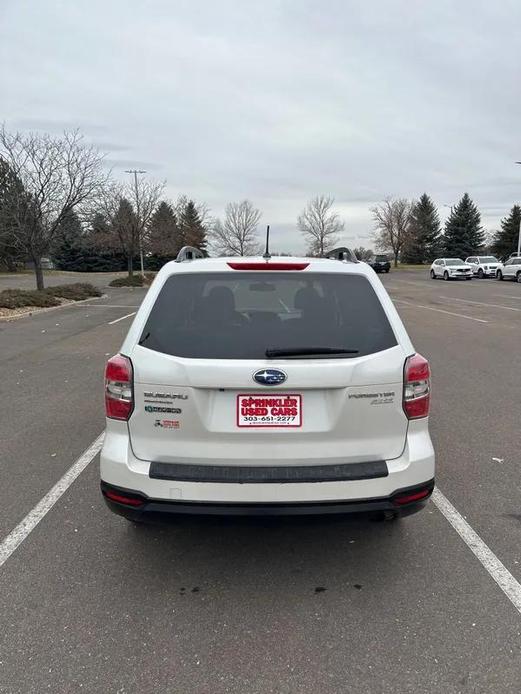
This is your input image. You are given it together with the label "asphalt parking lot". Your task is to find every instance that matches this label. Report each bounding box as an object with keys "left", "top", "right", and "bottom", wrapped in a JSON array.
[{"left": 0, "top": 269, "right": 520, "bottom": 693}]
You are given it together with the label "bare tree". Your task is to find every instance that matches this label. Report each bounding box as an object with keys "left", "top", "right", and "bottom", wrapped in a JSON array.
[
  {"left": 126, "top": 173, "right": 164, "bottom": 276},
  {"left": 97, "top": 176, "right": 164, "bottom": 277},
  {"left": 297, "top": 195, "right": 344, "bottom": 257},
  {"left": 0, "top": 126, "right": 109, "bottom": 288},
  {"left": 210, "top": 200, "right": 262, "bottom": 256},
  {"left": 371, "top": 198, "right": 414, "bottom": 267}
]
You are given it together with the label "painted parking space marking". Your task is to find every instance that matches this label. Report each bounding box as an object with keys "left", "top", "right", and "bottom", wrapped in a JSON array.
[
  {"left": 432, "top": 488, "right": 521, "bottom": 614},
  {"left": 0, "top": 433, "right": 105, "bottom": 569},
  {"left": 108, "top": 312, "right": 136, "bottom": 325},
  {"left": 439, "top": 296, "right": 521, "bottom": 312},
  {"left": 392, "top": 299, "right": 488, "bottom": 323},
  {"left": 71, "top": 304, "right": 141, "bottom": 309}
]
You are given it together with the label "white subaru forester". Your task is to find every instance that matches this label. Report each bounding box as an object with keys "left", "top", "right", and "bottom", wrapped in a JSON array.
[{"left": 101, "top": 251, "right": 434, "bottom": 521}]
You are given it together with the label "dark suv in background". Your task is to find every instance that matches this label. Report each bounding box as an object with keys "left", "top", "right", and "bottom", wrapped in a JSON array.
[{"left": 369, "top": 255, "right": 391, "bottom": 273}]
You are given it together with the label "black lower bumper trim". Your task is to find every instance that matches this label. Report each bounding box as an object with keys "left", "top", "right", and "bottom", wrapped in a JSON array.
[
  {"left": 149, "top": 460, "right": 388, "bottom": 483},
  {"left": 101, "top": 479, "right": 434, "bottom": 519}
]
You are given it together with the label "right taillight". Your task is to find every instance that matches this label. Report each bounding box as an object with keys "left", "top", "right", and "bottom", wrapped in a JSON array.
[
  {"left": 105, "top": 354, "right": 134, "bottom": 420},
  {"left": 403, "top": 353, "right": 430, "bottom": 419}
]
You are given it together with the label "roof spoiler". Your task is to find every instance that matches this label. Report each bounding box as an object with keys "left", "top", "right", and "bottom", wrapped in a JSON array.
[
  {"left": 326, "top": 247, "right": 358, "bottom": 263},
  {"left": 175, "top": 246, "right": 208, "bottom": 262}
]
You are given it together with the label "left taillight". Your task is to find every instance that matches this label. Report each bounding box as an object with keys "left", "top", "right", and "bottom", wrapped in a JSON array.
[
  {"left": 105, "top": 354, "right": 134, "bottom": 420},
  {"left": 403, "top": 353, "right": 430, "bottom": 420}
]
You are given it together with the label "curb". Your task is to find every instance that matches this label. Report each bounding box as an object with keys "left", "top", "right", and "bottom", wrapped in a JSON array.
[{"left": 0, "top": 294, "right": 108, "bottom": 322}]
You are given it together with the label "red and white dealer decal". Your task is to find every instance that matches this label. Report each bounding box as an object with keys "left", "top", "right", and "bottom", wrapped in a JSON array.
[{"left": 236, "top": 394, "right": 302, "bottom": 428}]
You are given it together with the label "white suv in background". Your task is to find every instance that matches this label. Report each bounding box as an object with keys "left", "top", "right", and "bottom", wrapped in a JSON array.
[
  {"left": 465, "top": 256, "right": 502, "bottom": 278},
  {"left": 497, "top": 257, "right": 521, "bottom": 282},
  {"left": 430, "top": 258, "right": 473, "bottom": 280},
  {"left": 101, "top": 250, "right": 435, "bottom": 521}
]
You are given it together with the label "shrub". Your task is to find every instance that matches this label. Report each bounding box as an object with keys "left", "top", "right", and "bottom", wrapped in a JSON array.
[
  {"left": 45, "top": 283, "right": 102, "bottom": 300},
  {"left": 0, "top": 289, "right": 60, "bottom": 309},
  {"left": 109, "top": 275, "right": 145, "bottom": 287},
  {"left": 0, "top": 283, "right": 101, "bottom": 309}
]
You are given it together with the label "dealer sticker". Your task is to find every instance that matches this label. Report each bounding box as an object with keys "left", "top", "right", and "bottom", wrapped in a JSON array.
[{"left": 237, "top": 394, "right": 302, "bottom": 428}]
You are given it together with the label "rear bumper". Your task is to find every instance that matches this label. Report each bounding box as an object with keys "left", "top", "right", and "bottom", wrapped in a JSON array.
[
  {"left": 101, "top": 479, "right": 434, "bottom": 518},
  {"left": 100, "top": 421, "right": 435, "bottom": 515}
]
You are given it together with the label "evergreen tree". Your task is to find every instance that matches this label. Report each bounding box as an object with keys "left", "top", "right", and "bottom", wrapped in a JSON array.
[
  {"left": 81, "top": 212, "right": 128, "bottom": 271},
  {"left": 0, "top": 159, "right": 27, "bottom": 270},
  {"left": 491, "top": 205, "right": 521, "bottom": 260},
  {"left": 444, "top": 193, "right": 484, "bottom": 257},
  {"left": 111, "top": 198, "right": 139, "bottom": 276},
  {"left": 179, "top": 200, "right": 207, "bottom": 250},
  {"left": 147, "top": 201, "right": 180, "bottom": 269},
  {"left": 401, "top": 193, "right": 442, "bottom": 263},
  {"left": 51, "top": 209, "right": 85, "bottom": 270}
]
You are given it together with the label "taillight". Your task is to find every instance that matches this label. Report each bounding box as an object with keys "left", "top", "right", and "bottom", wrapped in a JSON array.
[
  {"left": 105, "top": 354, "right": 134, "bottom": 420},
  {"left": 403, "top": 353, "right": 430, "bottom": 419}
]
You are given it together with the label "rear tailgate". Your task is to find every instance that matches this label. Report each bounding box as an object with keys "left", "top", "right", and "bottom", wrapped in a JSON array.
[
  {"left": 125, "top": 265, "right": 411, "bottom": 467},
  {"left": 128, "top": 345, "right": 408, "bottom": 465}
]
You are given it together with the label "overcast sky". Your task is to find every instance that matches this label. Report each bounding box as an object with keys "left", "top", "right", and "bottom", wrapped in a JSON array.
[{"left": 2, "top": 0, "right": 521, "bottom": 252}]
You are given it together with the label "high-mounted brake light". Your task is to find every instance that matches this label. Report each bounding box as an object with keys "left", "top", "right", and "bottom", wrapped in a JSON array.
[
  {"left": 403, "top": 353, "right": 430, "bottom": 420},
  {"left": 227, "top": 262, "right": 309, "bottom": 271},
  {"left": 105, "top": 354, "right": 134, "bottom": 420}
]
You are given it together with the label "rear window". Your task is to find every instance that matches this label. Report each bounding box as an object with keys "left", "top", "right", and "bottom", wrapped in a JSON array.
[
  {"left": 139, "top": 272, "right": 397, "bottom": 359},
  {"left": 375, "top": 255, "right": 388, "bottom": 261}
]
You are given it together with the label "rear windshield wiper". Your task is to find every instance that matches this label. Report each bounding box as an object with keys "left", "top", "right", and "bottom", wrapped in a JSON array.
[
  {"left": 265, "top": 347, "right": 359, "bottom": 358},
  {"left": 138, "top": 331, "right": 151, "bottom": 346}
]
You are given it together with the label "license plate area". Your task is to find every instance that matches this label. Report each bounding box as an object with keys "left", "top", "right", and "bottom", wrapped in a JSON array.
[{"left": 236, "top": 394, "right": 302, "bottom": 428}]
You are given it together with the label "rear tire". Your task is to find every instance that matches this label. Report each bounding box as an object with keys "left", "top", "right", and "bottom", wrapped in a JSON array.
[
  {"left": 517, "top": 272, "right": 521, "bottom": 283},
  {"left": 430, "top": 270, "right": 436, "bottom": 279},
  {"left": 497, "top": 270, "right": 503, "bottom": 281},
  {"left": 385, "top": 268, "right": 390, "bottom": 273},
  {"left": 443, "top": 271, "right": 449, "bottom": 281},
  {"left": 477, "top": 268, "right": 484, "bottom": 279}
]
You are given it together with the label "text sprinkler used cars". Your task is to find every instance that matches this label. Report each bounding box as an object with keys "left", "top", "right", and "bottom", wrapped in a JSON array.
[
  {"left": 430, "top": 258, "right": 473, "bottom": 280},
  {"left": 101, "top": 247, "right": 434, "bottom": 521}
]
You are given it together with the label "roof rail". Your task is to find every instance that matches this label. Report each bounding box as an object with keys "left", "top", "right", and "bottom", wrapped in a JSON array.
[
  {"left": 175, "top": 246, "right": 207, "bottom": 262},
  {"left": 325, "top": 247, "right": 358, "bottom": 263}
]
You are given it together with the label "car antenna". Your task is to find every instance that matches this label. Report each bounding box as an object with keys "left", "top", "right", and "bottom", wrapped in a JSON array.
[{"left": 263, "top": 225, "right": 271, "bottom": 259}]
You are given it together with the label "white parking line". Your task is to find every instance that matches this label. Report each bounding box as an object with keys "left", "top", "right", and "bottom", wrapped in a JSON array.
[
  {"left": 432, "top": 488, "right": 521, "bottom": 614},
  {"left": 439, "top": 296, "right": 521, "bottom": 312},
  {"left": 393, "top": 299, "right": 488, "bottom": 323},
  {"left": 0, "top": 433, "right": 105, "bottom": 569},
  {"left": 497, "top": 295, "right": 521, "bottom": 300},
  {"left": 1, "top": 434, "right": 520, "bottom": 618},
  {"left": 71, "top": 304, "right": 141, "bottom": 309},
  {"left": 108, "top": 312, "right": 136, "bottom": 325}
]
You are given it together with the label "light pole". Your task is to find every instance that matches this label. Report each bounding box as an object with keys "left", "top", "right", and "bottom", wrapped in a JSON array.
[
  {"left": 125, "top": 169, "right": 146, "bottom": 277},
  {"left": 516, "top": 161, "right": 521, "bottom": 258}
]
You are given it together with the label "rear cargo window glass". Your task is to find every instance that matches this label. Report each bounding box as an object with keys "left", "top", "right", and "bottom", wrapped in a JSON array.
[{"left": 139, "top": 272, "right": 397, "bottom": 359}]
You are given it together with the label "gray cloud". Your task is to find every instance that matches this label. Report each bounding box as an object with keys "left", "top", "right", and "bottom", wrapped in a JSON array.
[{"left": 2, "top": 0, "right": 520, "bottom": 251}]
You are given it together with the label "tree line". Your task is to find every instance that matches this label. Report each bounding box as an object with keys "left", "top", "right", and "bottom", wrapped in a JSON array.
[
  {"left": 0, "top": 127, "right": 268, "bottom": 288},
  {"left": 1, "top": 126, "right": 520, "bottom": 288},
  {"left": 370, "top": 193, "right": 521, "bottom": 267}
]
